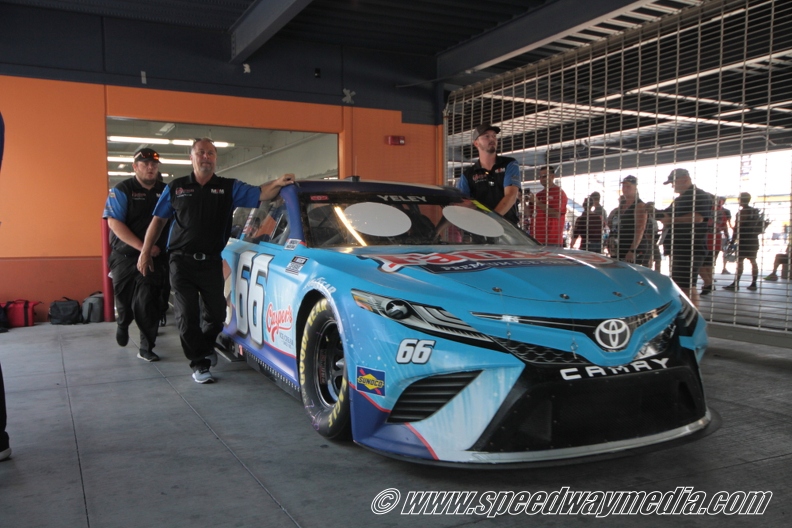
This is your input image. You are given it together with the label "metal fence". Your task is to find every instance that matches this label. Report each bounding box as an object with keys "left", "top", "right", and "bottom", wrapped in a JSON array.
[{"left": 445, "top": 0, "right": 792, "bottom": 341}]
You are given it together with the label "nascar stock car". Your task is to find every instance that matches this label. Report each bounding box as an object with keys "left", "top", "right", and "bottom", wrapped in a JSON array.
[{"left": 220, "top": 179, "right": 711, "bottom": 465}]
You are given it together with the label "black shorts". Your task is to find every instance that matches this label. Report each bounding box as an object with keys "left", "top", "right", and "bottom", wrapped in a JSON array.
[{"left": 669, "top": 244, "right": 707, "bottom": 289}]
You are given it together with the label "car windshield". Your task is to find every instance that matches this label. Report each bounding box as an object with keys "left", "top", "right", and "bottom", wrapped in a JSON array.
[{"left": 302, "top": 191, "right": 537, "bottom": 248}]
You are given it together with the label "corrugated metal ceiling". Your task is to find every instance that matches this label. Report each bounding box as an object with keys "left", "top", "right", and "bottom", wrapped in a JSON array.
[{"left": 0, "top": 0, "right": 704, "bottom": 84}]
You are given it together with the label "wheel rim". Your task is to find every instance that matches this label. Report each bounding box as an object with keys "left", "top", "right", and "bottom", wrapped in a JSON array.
[{"left": 314, "top": 319, "right": 344, "bottom": 407}]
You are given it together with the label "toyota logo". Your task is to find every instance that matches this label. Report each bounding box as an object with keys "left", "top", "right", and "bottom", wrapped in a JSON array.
[{"left": 594, "top": 319, "right": 631, "bottom": 350}]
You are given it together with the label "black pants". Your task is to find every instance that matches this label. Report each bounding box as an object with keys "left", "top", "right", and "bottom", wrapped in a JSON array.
[
  {"left": 110, "top": 251, "right": 166, "bottom": 353},
  {"left": 170, "top": 254, "right": 225, "bottom": 371}
]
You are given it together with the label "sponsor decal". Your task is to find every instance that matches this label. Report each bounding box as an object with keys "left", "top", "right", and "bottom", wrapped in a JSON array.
[
  {"left": 210, "top": 188, "right": 225, "bottom": 194},
  {"left": 560, "top": 358, "right": 670, "bottom": 380},
  {"left": 310, "top": 195, "right": 329, "bottom": 201},
  {"left": 175, "top": 187, "right": 194, "bottom": 197},
  {"left": 309, "top": 277, "right": 336, "bottom": 294},
  {"left": 357, "top": 367, "right": 386, "bottom": 395},
  {"left": 594, "top": 319, "right": 631, "bottom": 350},
  {"left": 265, "top": 303, "right": 293, "bottom": 341},
  {"left": 284, "top": 239, "right": 301, "bottom": 251},
  {"left": 376, "top": 195, "right": 428, "bottom": 203},
  {"left": 108, "top": 190, "right": 116, "bottom": 199},
  {"left": 131, "top": 192, "right": 147, "bottom": 199},
  {"left": 286, "top": 256, "right": 308, "bottom": 274},
  {"left": 362, "top": 249, "right": 613, "bottom": 273}
]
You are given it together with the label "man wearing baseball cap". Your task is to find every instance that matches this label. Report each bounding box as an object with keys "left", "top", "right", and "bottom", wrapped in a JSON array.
[
  {"left": 103, "top": 147, "right": 169, "bottom": 361},
  {"left": 657, "top": 168, "right": 713, "bottom": 305},
  {"left": 456, "top": 123, "right": 520, "bottom": 225}
]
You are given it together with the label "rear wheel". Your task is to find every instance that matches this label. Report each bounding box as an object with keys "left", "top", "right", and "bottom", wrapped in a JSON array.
[{"left": 299, "top": 298, "right": 351, "bottom": 439}]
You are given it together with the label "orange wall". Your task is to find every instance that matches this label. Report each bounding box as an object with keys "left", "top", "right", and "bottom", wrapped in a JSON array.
[{"left": 0, "top": 75, "right": 442, "bottom": 319}]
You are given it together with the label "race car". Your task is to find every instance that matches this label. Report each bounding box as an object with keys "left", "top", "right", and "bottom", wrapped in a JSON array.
[{"left": 221, "top": 179, "right": 711, "bottom": 465}]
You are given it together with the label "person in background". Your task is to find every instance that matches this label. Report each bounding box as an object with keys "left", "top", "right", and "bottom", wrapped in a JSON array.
[
  {"left": 645, "top": 201, "right": 663, "bottom": 272},
  {"left": 588, "top": 191, "right": 606, "bottom": 219},
  {"left": 457, "top": 123, "right": 520, "bottom": 225},
  {"left": 572, "top": 195, "right": 605, "bottom": 253},
  {"left": 612, "top": 175, "right": 650, "bottom": 266},
  {"left": 657, "top": 168, "right": 713, "bottom": 306},
  {"left": 529, "top": 166, "right": 568, "bottom": 246},
  {"left": 724, "top": 192, "right": 762, "bottom": 291},
  {"left": 138, "top": 138, "right": 295, "bottom": 384},
  {"left": 716, "top": 196, "right": 733, "bottom": 275},
  {"left": 763, "top": 242, "right": 791, "bottom": 281},
  {"left": 103, "top": 148, "right": 168, "bottom": 362},
  {"left": 699, "top": 195, "right": 731, "bottom": 295}
]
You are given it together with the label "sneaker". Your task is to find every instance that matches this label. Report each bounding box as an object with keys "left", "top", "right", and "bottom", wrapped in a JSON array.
[
  {"left": 747, "top": 283, "right": 758, "bottom": 291},
  {"left": 137, "top": 350, "right": 160, "bottom": 362},
  {"left": 0, "top": 447, "right": 11, "bottom": 462},
  {"left": 206, "top": 352, "right": 218, "bottom": 367},
  {"left": 116, "top": 325, "right": 129, "bottom": 347},
  {"left": 159, "top": 314, "right": 167, "bottom": 327},
  {"left": 701, "top": 285, "right": 714, "bottom": 295},
  {"left": 721, "top": 269, "right": 731, "bottom": 275},
  {"left": 764, "top": 274, "right": 778, "bottom": 281},
  {"left": 723, "top": 283, "right": 737, "bottom": 291},
  {"left": 192, "top": 368, "right": 215, "bottom": 384}
]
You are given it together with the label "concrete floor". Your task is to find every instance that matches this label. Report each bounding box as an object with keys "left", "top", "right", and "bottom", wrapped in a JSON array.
[{"left": 0, "top": 317, "right": 790, "bottom": 527}]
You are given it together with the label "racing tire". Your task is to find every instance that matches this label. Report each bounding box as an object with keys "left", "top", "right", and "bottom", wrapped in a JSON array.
[{"left": 299, "top": 298, "right": 351, "bottom": 439}]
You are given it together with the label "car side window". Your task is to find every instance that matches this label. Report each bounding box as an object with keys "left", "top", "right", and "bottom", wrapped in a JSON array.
[{"left": 231, "top": 197, "right": 289, "bottom": 245}]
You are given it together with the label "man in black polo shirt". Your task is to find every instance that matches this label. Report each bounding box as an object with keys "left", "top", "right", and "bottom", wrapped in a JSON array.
[
  {"left": 103, "top": 148, "right": 168, "bottom": 361},
  {"left": 138, "top": 138, "right": 294, "bottom": 384},
  {"left": 456, "top": 123, "right": 520, "bottom": 225}
]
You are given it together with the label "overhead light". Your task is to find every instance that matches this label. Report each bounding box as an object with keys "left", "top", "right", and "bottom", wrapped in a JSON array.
[
  {"left": 107, "top": 156, "right": 192, "bottom": 165},
  {"left": 108, "top": 136, "right": 170, "bottom": 145},
  {"left": 171, "top": 139, "right": 233, "bottom": 147},
  {"left": 107, "top": 136, "right": 233, "bottom": 147},
  {"left": 109, "top": 171, "right": 135, "bottom": 176}
]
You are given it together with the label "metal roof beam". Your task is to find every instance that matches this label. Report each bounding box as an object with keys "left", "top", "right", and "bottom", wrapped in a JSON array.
[
  {"left": 230, "top": 0, "right": 313, "bottom": 64},
  {"left": 437, "top": 0, "right": 656, "bottom": 78}
]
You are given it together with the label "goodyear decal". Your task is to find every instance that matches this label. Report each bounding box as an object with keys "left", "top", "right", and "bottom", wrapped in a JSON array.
[
  {"left": 361, "top": 249, "right": 614, "bottom": 273},
  {"left": 356, "top": 366, "right": 385, "bottom": 396}
]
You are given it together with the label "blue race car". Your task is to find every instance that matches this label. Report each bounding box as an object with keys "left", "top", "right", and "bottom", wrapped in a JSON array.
[{"left": 221, "top": 179, "right": 711, "bottom": 465}]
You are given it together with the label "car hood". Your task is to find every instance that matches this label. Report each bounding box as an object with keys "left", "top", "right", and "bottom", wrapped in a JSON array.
[{"left": 333, "top": 246, "right": 669, "bottom": 306}]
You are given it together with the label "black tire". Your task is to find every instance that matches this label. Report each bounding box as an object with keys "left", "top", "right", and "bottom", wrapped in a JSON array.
[{"left": 299, "top": 298, "right": 351, "bottom": 439}]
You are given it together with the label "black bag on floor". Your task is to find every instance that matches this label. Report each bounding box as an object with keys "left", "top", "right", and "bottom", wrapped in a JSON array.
[
  {"left": 49, "top": 297, "right": 83, "bottom": 325},
  {"left": 82, "top": 292, "right": 104, "bottom": 323}
]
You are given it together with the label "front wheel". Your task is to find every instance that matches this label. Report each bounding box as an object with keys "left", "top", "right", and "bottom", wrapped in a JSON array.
[{"left": 299, "top": 298, "right": 351, "bottom": 439}]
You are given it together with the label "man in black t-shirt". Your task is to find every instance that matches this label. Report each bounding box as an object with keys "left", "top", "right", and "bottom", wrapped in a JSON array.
[
  {"left": 658, "top": 168, "right": 713, "bottom": 306},
  {"left": 103, "top": 148, "right": 168, "bottom": 361}
]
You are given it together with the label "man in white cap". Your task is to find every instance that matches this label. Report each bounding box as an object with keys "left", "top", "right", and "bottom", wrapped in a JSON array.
[{"left": 657, "top": 168, "right": 713, "bottom": 305}]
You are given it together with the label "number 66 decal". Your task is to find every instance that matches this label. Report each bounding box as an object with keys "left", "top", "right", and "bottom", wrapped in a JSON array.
[
  {"left": 396, "top": 339, "right": 435, "bottom": 364},
  {"left": 235, "top": 250, "right": 273, "bottom": 345}
]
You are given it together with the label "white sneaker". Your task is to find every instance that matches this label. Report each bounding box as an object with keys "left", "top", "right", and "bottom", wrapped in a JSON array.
[
  {"left": 0, "top": 447, "right": 11, "bottom": 462},
  {"left": 192, "top": 368, "right": 215, "bottom": 384}
]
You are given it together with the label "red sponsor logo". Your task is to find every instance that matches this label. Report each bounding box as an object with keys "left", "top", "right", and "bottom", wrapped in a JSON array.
[
  {"left": 266, "top": 303, "right": 293, "bottom": 340},
  {"left": 364, "top": 249, "right": 612, "bottom": 273}
]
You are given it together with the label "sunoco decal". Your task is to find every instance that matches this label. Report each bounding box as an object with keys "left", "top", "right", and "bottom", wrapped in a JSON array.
[
  {"left": 356, "top": 367, "right": 385, "bottom": 396},
  {"left": 361, "top": 249, "right": 613, "bottom": 273}
]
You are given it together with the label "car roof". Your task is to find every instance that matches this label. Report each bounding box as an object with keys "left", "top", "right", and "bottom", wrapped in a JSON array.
[{"left": 293, "top": 179, "right": 459, "bottom": 197}]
